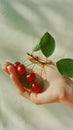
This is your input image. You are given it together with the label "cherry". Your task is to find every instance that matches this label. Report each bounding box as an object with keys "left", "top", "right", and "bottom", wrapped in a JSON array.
[
  {"left": 13, "top": 62, "right": 20, "bottom": 70},
  {"left": 17, "top": 64, "right": 26, "bottom": 75},
  {"left": 30, "top": 82, "right": 41, "bottom": 93},
  {"left": 26, "top": 72, "right": 35, "bottom": 82}
]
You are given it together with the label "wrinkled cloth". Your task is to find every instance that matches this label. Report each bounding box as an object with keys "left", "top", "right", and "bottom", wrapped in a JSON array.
[{"left": 0, "top": 0, "right": 73, "bottom": 130}]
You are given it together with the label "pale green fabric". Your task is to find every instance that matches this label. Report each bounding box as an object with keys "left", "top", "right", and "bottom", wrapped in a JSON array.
[{"left": 0, "top": 0, "right": 73, "bottom": 130}]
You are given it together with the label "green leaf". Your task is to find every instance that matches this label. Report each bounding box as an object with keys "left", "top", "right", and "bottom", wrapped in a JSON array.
[
  {"left": 40, "top": 32, "right": 55, "bottom": 57},
  {"left": 56, "top": 58, "right": 73, "bottom": 78},
  {"left": 33, "top": 40, "right": 41, "bottom": 51}
]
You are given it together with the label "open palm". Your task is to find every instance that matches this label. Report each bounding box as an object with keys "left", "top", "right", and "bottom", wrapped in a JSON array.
[{"left": 3, "top": 61, "right": 68, "bottom": 105}]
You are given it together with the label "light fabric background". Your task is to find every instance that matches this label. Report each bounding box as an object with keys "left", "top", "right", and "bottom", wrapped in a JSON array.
[{"left": 0, "top": 0, "right": 73, "bottom": 130}]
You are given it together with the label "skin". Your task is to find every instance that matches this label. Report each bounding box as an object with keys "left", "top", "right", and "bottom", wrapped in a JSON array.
[{"left": 3, "top": 61, "right": 73, "bottom": 108}]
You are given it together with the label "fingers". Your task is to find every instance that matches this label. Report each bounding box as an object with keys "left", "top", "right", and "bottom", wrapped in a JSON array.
[
  {"left": 7, "top": 65, "right": 25, "bottom": 92},
  {"left": 10, "top": 74, "right": 25, "bottom": 92},
  {"left": 3, "top": 62, "right": 39, "bottom": 101},
  {"left": 3, "top": 61, "right": 13, "bottom": 74},
  {"left": 10, "top": 74, "right": 31, "bottom": 99},
  {"left": 6, "top": 64, "right": 45, "bottom": 103},
  {"left": 7, "top": 65, "right": 31, "bottom": 99},
  {"left": 7, "top": 66, "right": 29, "bottom": 91},
  {"left": 7, "top": 65, "right": 18, "bottom": 77}
]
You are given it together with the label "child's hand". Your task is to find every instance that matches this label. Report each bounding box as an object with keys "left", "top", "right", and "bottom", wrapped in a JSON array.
[
  {"left": 3, "top": 61, "right": 73, "bottom": 108},
  {"left": 3, "top": 61, "right": 67, "bottom": 104}
]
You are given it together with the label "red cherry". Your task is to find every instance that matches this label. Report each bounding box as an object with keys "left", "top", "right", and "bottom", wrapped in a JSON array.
[
  {"left": 30, "top": 82, "right": 41, "bottom": 93},
  {"left": 26, "top": 72, "right": 35, "bottom": 82},
  {"left": 17, "top": 64, "right": 26, "bottom": 75},
  {"left": 13, "top": 62, "right": 20, "bottom": 70}
]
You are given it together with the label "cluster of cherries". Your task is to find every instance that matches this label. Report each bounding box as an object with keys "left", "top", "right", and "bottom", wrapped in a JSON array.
[{"left": 13, "top": 62, "right": 41, "bottom": 93}]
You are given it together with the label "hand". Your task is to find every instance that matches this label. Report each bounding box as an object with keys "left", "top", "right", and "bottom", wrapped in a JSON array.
[{"left": 3, "top": 61, "right": 68, "bottom": 105}]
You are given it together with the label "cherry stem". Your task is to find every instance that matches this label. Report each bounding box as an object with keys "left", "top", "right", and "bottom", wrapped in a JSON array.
[
  {"left": 30, "top": 63, "right": 36, "bottom": 72},
  {"left": 21, "top": 59, "right": 28, "bottom": 64},
  {"left": 46, "top": 57, "right": 48, "bottom": 63},
  {"left": 43, "top": 66, "right": 47, "bottom": 80},
  {"left": 40, "top": 65, "right": 44, "bottom": 77},
  {"left": 31, "top": 51, "right": 34, "bottom": 55},
  {"left": 26, "top": 63, "right": 34, "bottom": 67}
]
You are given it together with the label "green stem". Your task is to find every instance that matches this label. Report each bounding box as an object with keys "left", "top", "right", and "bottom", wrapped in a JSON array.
[
  {"left": 40, "top": 65, "right": 44, "bottom": 77},
  {"left": 46, "top": 57, "right": 48, "bottom": 63},
  {"left": 21, "top": 59, "right": 28, "bottom": 64},
  {"left": 32, "top": 63, "right": 36, "bottom": 70},
  {"left": 26, "top": 63, "right": 33, "bottom": 67},
  {"left": 43, "top": 66, "right": 47, "bottom": 80},
  {"left": 31, "top": 51, "right": 34, "bottom": 55}
]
